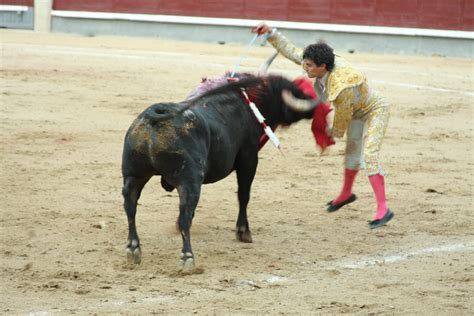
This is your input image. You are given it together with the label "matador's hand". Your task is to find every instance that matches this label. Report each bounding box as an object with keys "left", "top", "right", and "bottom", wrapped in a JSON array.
[{"left": 251, "top": 22, "right": 272, "bottom": 35}]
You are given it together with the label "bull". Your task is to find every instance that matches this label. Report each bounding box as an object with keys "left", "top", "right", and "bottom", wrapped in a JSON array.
[{"left": 121, "top": 73, "right": 318, "bottom": 272}]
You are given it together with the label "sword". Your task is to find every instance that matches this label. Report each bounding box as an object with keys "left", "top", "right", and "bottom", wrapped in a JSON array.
[{"left": 229, "top": 33, "right": 259, "bottom": 78}]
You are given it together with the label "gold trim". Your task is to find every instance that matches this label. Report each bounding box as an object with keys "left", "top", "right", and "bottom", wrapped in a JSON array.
[{"left": 327, "top": 67, "right": 365, "bottom": 101}]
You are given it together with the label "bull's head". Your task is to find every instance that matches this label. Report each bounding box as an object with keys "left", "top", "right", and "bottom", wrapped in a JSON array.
[
  {"left": 258, "top": 53, "right": 319, "bottom": 122},
  {"left": 282, "top": 76, "right": 321, "bottom": 114},
  {"left": 282, "top": 90, "right": 317, "bottom": 125},
  {"left": 261, "top": 76, "right": 319, "bottom": 126}
]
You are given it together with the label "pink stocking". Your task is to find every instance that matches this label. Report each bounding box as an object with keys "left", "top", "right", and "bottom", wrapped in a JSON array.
[
  {"left": 333, "top": 169, "right": 358, "bottom": 204},
  {"left": 368, "top": 173, "right": 388, "bottom": 219}
]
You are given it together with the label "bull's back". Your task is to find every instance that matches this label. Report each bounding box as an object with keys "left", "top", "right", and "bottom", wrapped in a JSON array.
[
  {"left": 122, "top": 100, "right": 259, "bottom": 184},
  {"left": 122, "top": 103, "right": 211, "bottom": 179}
]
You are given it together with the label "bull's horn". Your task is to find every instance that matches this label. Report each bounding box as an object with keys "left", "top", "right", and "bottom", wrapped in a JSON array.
[
  {"left": 282, "top": 90, "right": 319, "bottom": 112},
  {"left": 258, "top": 51, "right": 279, "bottom": 76}
]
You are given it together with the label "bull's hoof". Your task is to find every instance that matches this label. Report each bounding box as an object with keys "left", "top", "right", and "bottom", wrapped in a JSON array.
[
  {"left": 126, "top": 247, "right": 142, "bottom": 264},
  {"left": 180, "top": 252, "right": 195, "bottom": 273},
  {"left": 236, "top": 226, "right": 253, "bottom": 243},
  {"left": 126, "top": 239, "right": 141, "bottom": 264}
]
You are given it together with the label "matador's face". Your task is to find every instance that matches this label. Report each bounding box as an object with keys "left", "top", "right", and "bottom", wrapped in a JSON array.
[{"left": 302, "top": 58, "right": 327, "bottom": 79}]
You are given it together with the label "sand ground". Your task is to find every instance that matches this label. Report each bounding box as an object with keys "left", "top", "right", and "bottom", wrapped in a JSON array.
[{"left": 1, "top": 30, "right": 473, "bottom": 314}]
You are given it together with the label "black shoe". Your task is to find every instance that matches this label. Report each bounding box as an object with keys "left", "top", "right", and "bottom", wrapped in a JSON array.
[
  {"left": 368, "top": 209, "right": 394, "bottom": 229},
  {"left": 326, "top": 194, "right": 357, "bottom": 212}
]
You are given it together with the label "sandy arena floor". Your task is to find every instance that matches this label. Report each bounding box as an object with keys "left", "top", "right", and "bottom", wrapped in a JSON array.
[{"left": 1, "top": 29, "right": 473, "bottom": 314}]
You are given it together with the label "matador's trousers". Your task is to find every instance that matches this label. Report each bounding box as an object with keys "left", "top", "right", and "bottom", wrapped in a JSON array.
[{"left": 344, "top": 96, "right": 390, "bottom": 176}]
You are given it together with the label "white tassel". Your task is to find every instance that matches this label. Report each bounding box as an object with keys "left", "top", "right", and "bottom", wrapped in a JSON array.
[{"left": 264, "top": 126, "right": 280, "bottom": 148}]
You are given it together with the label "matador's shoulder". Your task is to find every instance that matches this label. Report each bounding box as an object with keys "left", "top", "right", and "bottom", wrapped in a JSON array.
[{"left": 327, "top": 61, "right": 365, "bottom": 102}]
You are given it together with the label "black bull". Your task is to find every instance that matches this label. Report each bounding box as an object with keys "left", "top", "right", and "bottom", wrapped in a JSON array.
[{"left": 121, "top": 74, "right": 316, "bottom": 271}]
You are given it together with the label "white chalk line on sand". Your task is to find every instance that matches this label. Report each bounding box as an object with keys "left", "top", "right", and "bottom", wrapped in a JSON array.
[
  {"left": 358, "top": 66, "right": 469, "bottom": 80},
  {"left": 331, "top": 240, "right": 474, "bottom": 269},
  {"left": 229, "top": 240, "right": 474, "bottom": 288},
  {"left": 372, "top": 80, "right": 474, "bottom": 97},
  {"left": 27, "top": 240, "right": 473, "bottom": 314},
  {"left": 3, "top": 43, "right": 244, "bottom": 62},
  {"left": 4, "top": 43, "right": 473, "bottom": 97}
]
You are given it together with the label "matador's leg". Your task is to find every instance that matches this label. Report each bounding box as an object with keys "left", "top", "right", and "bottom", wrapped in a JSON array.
[
  {"left": 364, "top": 105, "right": 394, "bottom": 228},
  {"left": 327, "top": 119, "right": 365, "bottom": 212}
]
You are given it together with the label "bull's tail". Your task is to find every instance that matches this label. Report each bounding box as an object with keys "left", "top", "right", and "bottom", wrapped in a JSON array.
[
  {"left": 145, "top": 76, "right": 263, "bottom": 123},
  {"left": 144, "top": 103, "right": 189, "bottom": 123}
]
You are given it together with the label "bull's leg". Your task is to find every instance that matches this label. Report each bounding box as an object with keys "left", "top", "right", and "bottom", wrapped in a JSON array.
[
  {"left": 235, "top": 154, "right": 258, "bottom": 243},
  {"left": 122, "top": 175, "right": 151, "bottom": 264},
  {"left": 176, "top": 181, "right": 201, "bottom": 272}
]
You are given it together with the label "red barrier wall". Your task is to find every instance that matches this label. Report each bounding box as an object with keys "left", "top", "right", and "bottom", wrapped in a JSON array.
[
  {"left": 0, "top": 0, "right": 33, "bottom": 6},
  {"left": 49, "top": 0, "right": 472, "bottom": 31}
]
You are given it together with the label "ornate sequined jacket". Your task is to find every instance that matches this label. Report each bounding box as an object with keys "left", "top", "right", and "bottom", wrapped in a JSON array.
[{"left": 268, "top": 31, "right": 387, "bottom": 138}]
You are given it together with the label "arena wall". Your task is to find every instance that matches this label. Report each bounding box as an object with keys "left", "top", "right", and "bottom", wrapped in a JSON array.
[
  {"left": 1, "top": 0, "right": 473, "bottom": 57},
  {"left": 51, "top": 0, "right": 473, "bottom": 32},
  {"left": 0, "top": 0, "right": 34, "bottom": 29}
]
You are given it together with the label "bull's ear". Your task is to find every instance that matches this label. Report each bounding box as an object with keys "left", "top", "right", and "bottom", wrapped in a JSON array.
[{"left": 282, "top": 90, "right": 319, "bottom": 112}]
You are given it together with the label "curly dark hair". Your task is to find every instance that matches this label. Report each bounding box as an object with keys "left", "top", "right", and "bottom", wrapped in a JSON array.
[{"left": 303, "top": 41, "right": 335, "bottom": 71}]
